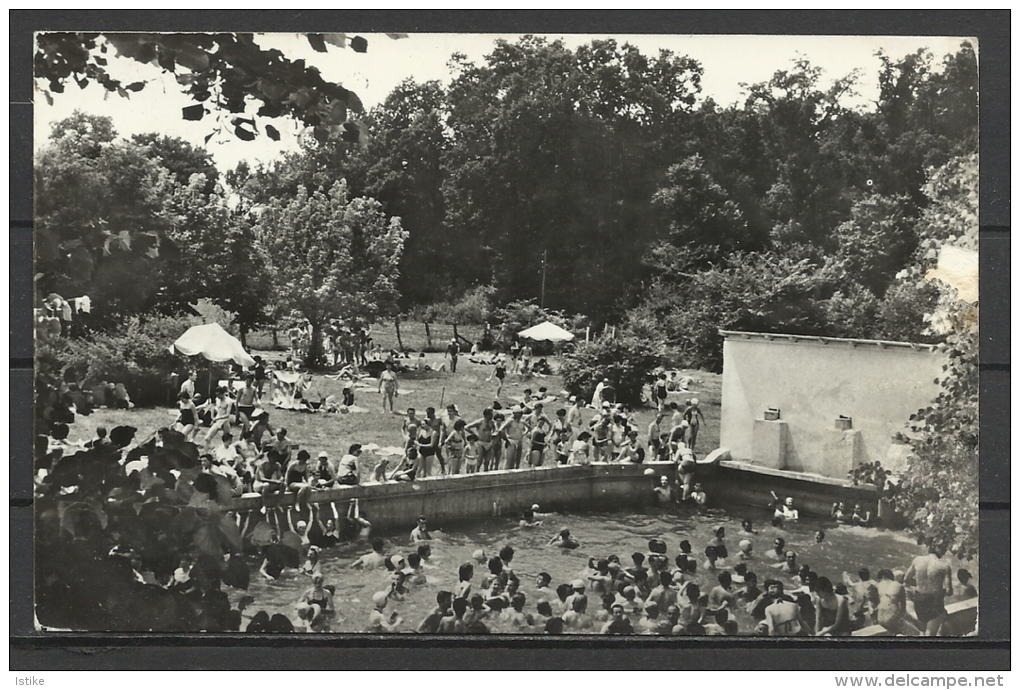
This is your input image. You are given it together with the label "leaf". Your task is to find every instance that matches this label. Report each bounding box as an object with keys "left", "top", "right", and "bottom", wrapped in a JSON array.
[
  {"left": 43, "top": 90, "right": 53, "bottom": 106},
  {"left": 234, "top": 123, "right": 256, "bottom": 141},
  {"left": 182, "top": 104, "right": 206, "bottom": 121},
  {"left": 125, "top": 81, "right": 146, "bottom": 92},
  {"left": 193, "top": 525, "right": 221, "bottom": 558},
  {"left": 265, "top": 124, "right": 280, "bottom": 141},
  {"left": 222, "top": 555, "right": 250, "bottom": 590},
  {"left": 306, "top": 34, "right": 328, "bottom": 53},
  {"left": 323, "top": 33, "right": 347, "bottom": 48},
  {"left": 219, "top": 513, "right": 242, "bottom": 553},
  {"left": 350, "top": 36, "right": 368, "bottom": 53},
  {"left": 174, "top": 44, "right": 210, "bottom": 72}
]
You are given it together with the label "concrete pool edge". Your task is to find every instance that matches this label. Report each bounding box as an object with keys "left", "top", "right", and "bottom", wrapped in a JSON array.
[{"left": 224, "top": 460, "right": 897, "bottom": 531}]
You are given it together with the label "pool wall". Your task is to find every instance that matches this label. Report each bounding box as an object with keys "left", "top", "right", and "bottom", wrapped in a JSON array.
[
  {"left": 703, "top": 460, "right": 886, "bottom": 522},
  {"left": 226, "top": 460, "right": 893, "bottom": 531},
  {"left": 228, "top": 462, "right": 675, "bottom": 530}
]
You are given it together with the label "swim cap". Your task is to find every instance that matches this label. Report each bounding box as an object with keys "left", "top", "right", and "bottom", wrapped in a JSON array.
[
  {"left": 739, "top": 539, "right": 751, "bottom": 551},
  {"left": 532, "top": 504, "right": 540, "bottom": 511},
  {"left": 643, "top": 468, "right": 656, "bottom": 476},
  {"left": 571, "top": 579, "right": 585, "bottom": 590},
  {"left": 472, "top": 549, "right": 487, "bottom": 563},
  {"left": 372, "top": 591, "right": 389, "bottom": 607},
  {"left": 691, "top": 398, "right": 699, "bottom": 406},
  {"left": 296, "top": 520, "right": 307, "bottom": 529}
]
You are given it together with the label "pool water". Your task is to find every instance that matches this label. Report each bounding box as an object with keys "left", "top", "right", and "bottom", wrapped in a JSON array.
[{"left": 232, "top": 505, "right": 953, "bottom": 634}]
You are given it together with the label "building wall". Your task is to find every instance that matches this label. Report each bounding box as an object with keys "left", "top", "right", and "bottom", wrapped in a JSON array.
[{"left": 720, "top": 336, "right": 943, "bottom": 478}]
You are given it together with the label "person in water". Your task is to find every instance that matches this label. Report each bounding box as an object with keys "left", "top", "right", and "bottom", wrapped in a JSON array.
[
  {"left": 411, "top": 516, "right": 432, "bottom": 542},
  {"left": 351, "top": 538, "right": 387, "bottom": 569},
  {"left": 548, "top": 528, "right": 580, "bottom": 549}
]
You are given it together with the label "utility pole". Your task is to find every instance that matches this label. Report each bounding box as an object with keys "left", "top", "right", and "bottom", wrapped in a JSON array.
[{"left": 540, "top": 249, "right": 547, "bottom": 309}]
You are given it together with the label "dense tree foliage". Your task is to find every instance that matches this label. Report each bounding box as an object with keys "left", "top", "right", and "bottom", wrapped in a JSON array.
[{"left": 890, "top": 153, "right": 979, "bottom": 559}]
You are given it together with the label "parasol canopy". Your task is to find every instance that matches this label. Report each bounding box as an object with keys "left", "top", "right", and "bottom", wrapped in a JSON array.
[
  {"left": 169, "top": 323, "right": 255, "bottom": 367},
  {"left": 518, "top": 320, "right": 575, "bottom": 342}
]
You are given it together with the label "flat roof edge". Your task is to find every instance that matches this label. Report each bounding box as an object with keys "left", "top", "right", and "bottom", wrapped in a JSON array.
[{"left": 718, "top": 329, "right": 939, "bottom": 352}]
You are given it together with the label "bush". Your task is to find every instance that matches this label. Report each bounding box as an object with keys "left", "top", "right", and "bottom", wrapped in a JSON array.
[
  {"left": 560, "top": 334, "right": 663, "bottom": 406},
  {"left": 62, "top": 313, "right": 201, "bottom": 406}
]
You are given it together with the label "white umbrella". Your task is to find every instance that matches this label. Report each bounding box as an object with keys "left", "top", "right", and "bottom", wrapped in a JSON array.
[
  {"left": 169, "top": 323, "right": 256, "bottom": 367},
  {"left": 518, "top": 320, "right": 575, "bottom": 342}
]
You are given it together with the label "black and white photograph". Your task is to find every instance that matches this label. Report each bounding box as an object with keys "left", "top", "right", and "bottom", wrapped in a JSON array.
[{"left": 32, "top": 30, "right": 979, "bottom": 637}]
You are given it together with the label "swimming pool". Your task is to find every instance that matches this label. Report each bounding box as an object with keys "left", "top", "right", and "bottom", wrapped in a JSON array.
[{"left": 231, "top": 502, "right": 965, "bottom": 634}]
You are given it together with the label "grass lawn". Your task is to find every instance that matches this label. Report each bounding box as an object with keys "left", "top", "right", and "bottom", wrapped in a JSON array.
[{"left": 72, "top": 350, "right": 722, "bottom": 481}]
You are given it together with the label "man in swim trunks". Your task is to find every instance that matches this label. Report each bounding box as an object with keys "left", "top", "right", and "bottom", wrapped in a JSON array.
[
  {"left": 499, "top": 407, "right": 528, "bottom": 470},
  {"left": 904, "top": 539, "right": 954, "bottom": 635},
  {"left": 467, "top": 408, "right": 498, "bottom": 472},
  {"left": 444, "top": 338, "right": 460, "bottom": 373}
]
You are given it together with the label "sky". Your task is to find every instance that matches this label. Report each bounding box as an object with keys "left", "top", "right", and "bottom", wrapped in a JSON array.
[{"left": 34, "top": 32, "right": 973, "bottom": 172}]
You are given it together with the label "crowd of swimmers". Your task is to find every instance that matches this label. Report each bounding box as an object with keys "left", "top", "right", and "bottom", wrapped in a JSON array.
[{"left": 243, "top": 504, "right": 974, "bottom": 636}]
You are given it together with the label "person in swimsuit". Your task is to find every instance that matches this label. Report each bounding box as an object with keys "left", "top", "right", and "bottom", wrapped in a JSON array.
[
  {"left": 335, "top": 445, "right": 361, "bottom": 485},
  {"left": 174, "top": 392, "right": 198, "bottom": 441},
  {"left": 764, "top": 580, "right": 808, "bottom": 636},
  {"left": 875, "top": 568, "right": 922, "bottom": 635},
  {"left": 905, "top": 539, "right": 955, "bottom": 636},
  {"left": 286, "top": 450, "right": 313, "bottom": 513},
  {"left": 653, "top": 373, "right": 669, "bottom": 412},
  {"left": 254, "top": 449, "right": 286, "bottom": 505},
  {"left": 488, "top": 356, "right": 508, "bottom": 399},
  {"left": 203, "top": 388, "right": 235, "bottom": 446},
  {"left": 443, "top": 418, "right": 468, "bottom": 476},
  {"left": 310, "top": 451, "right": 337, "bottom": 489},
  {"left": 467, "top": 409, "right": 498, "bottom": 472},
  {"left": 378, "top": 361, "right": 399, "bottom": 413},
  {"left": 236, "top": 376, "right": 258, "bottom": 431},
  {"left": 499, "top": 408, "right": 528, "bottom": 471},
  {"left": 813, "top": 576, "right": 852, "bottom": 636}
]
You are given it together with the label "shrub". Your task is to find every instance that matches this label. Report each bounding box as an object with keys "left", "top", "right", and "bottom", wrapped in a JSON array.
[
  {"left": 560, "top": 334, "right": 664, "bottom": 406},
  {"left": 62, "top": 313, "right": 200, "bottom": 406}
]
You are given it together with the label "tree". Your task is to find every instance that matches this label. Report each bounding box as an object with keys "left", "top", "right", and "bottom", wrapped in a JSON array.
[
  {"left": 255, "top": 180, "right": 406, "bottom": 366},
  {"left": 648, "top": 153, "right": 750, "bottom": 273},
  {"left": 628, "top": 252, "right": 839, "bottom": 372},
  {"left": 831, "top": 194, "right": 917, "bottom": 297},
  {"left": 34, "top": 112, "right": 176, "bottom": 325},
  {"left": 442, "top": 36, "right": 703, "bottom": 320},
  {"left": 560, "top": 333, "right": 664, "bottom": 406},
  {"left": 157, "top": 174, "right": 273, "bottom": 346},
  {"left": 133, "top": 133, "right": 220, "bottom": 194}
]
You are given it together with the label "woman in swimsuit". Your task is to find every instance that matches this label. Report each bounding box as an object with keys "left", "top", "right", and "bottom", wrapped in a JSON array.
[
  {"left": 299, "top": 573, "right": 335, "bottom": 618},
  {"left": 814, "top": 577, "right": 852, "bottom": 636},
  {"left": 378, "top": 362, "right": 399, "bottom": 413},
  {"left": 653, "top": 373, "right": 669, "bottom": 412},
  {"left": 175, "top": 392, "right": 198, "bottom": 441},
  {"left": 489, "top": 356, "right": 507, "bottom": 399}
]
